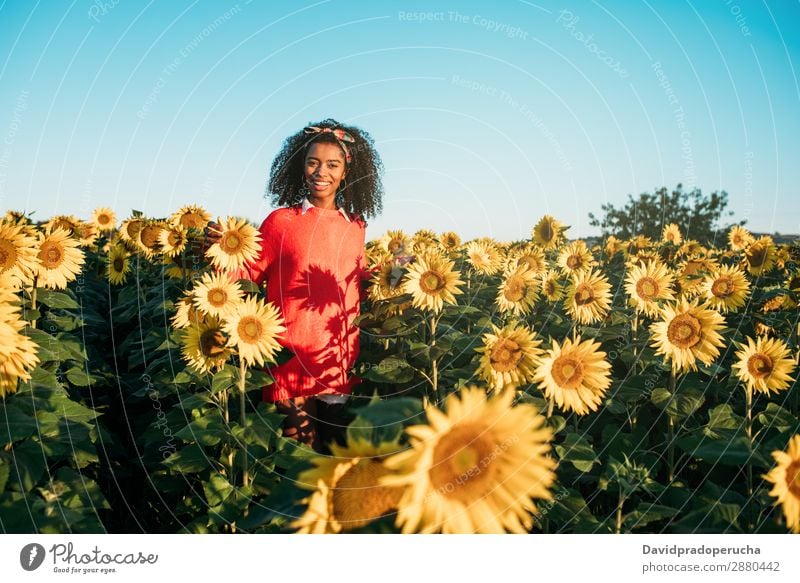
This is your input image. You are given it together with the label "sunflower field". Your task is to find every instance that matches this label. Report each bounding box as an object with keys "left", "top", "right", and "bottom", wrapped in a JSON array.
[{"left": 1, "top": 208, "right": 799, "bottom": 534}]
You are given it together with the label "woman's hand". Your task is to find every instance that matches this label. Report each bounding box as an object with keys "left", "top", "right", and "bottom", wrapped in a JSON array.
[{"left": 202, "top": 221, "right": 222, "bottom": 252}]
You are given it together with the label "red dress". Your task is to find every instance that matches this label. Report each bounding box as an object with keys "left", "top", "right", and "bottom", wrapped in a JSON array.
[{"left": 230, "top": 203, "right": 367, "bottom": 402}]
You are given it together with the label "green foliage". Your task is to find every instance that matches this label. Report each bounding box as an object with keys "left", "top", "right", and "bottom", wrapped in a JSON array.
[{"left": 588, "top": 184, "right": 742, "bottom": 243}]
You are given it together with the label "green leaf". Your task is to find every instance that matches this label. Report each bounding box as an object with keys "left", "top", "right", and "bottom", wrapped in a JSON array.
[
  {"left": 203, "top": 473, "right": 234, "bottom": 507},
  {"left": 704, "top": 404, "right": 743, "bottom": 439},
  {"left": 174, "top": 415, "right": 228, "bottom": 447},
  {"left": 757, "top": 403, "right": 800, "bottom": 434},
  {"left": 625, "top": 503, "right": 680, "bottom": 530},
  {"left": 352, "top": 397, "right": 424, "bottom": 430},
  {"left": 650, "top": 386, "right": 704, "bottom": 419},
  {"left": 0, "top": 404, "right": 38, "bottom": 444},
  {"left": 211, "top": 365, "right": 237, "bottom": 394},
  {"left": 555, "top": 432, "right": 597, "bottom": 472},
  {"left": 163, "top": 444, "right": 212, "bottom": 474},
  {"left": 65, "top": 367, "right": 95, "bottom": 387},
  {"left": 0, "top": 457, "right": 9, "bottom": 493},
  {"left": 358, "top": 356, "right": 415, "bottom": 384},
  {"left": 35, "top": 289, "right": 79, "bottom": 309}
]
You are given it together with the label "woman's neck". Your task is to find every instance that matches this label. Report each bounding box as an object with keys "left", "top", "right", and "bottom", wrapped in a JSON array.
[{"left": 307, "top": 193, "right": 337, "bottom": 210}]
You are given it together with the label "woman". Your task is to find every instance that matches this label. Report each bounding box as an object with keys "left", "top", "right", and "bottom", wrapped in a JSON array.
[{"left": 214, "top": 118, "right": 384, "bottom": 452}]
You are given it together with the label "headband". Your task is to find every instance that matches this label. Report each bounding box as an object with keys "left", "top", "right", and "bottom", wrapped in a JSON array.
[{"left": 303, "top": 125, "right": 355, "bottom": 163}]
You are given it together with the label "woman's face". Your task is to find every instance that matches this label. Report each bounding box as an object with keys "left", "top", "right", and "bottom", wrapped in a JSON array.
[{"left": 304, "top": 142, "right": 347, "bottom": 202}]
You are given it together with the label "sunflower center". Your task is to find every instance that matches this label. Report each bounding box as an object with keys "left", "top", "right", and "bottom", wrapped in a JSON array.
[
  {"left": 566, "top": 254, "right": 583, "bottom": 270},
  {"left": 180, "top": 212, "right": 205, "bottom": 229},
  {"left": 544, "top": 280, "right": 556, "bottom": 296},
  {"left": 490, "top": 338, "right": 523, "bottom": 373},
  {"left": 540, "top": 222, "right": 554, "bottom": 242},
  {"left": 636, "top": 277, "right": 659, "bottom": 300},
  {"left": 126, "top": 221, "right": 143, "bottom": 240},
  {"left": 222, "top": 232, "right": 243, "bottom": 253},
  {"left": 748, "top": 245, "right": 767, "bottom": 267},
  {"left": 0, "top": 241, "right": 16, "bottom": 270},
  {"left": 711, "top": 276, "right": 734, "bottom": 298},
  {"left": 208, "top": 288, "right": 228, "bottom": 307},
  {"left": 786, "top": 461, "right": 800, "bottom": 498},
  {"left": 168, "top": 231, "right": 184, "bottom": 247},
  {"left": 200, "top": 328, "right": 228, "bottom": 357},
  {"left": 429, "top": 424, "right": 498, "bottom": 503},
  {"left": 788, "top": 276, "right": 800, "bottom": 291},
  {"left": 331, "top": 459, "right": 402, "bottom": 530},
  {"left": 238, "top": 316, "right": 263, "bottom": 343},
  {"left": 746, "top": 353, "right": 774, "bottom": 379},
  {"left": 39, "top": 242, "right": 64, "bottom": 268},
  {"left": 574, "top": 283, "right": 595, "bottom": 306},
  {"left": 667, "top": 314, "right": 702, "bottom": 349},
  {"left": 112, "top": 257, "right": 125, "bottom": 272},
  {"left": 551, "top": 355, "right": 585, "bottom": 389},
  {"left": 97, "top": 213, "right": 111, "bottom": 225},
  {"left": 419, "top": 270, "right": 445, "bottom": 294},
  {"left": 503, "top": 277, "right": 525, "bottom": 302},
  {"left": 388, "top": 239, "right": 404, "bottom": 254}
]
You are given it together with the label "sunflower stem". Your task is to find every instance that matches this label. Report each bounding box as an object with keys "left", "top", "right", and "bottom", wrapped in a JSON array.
[
  {"left": 239, "top": 359, "right": 249, "bottom": 490},
  {"left": 430, "top": 313, "right": 439, "bottom": 400},
  {"left": 745, "top": 385, "right": 753, "bottom": 498},
  {"left": 615, "top": 489, "right": 626, "bottom": 534},
  {"left": 29, "top": 280, "right": 37, "bottom": 329},
  {"left": 546, "top": 397, "right": 554, "bottom": 419},
  {"left": 667, "top": 371, "right": 676, "bottom": 482}
]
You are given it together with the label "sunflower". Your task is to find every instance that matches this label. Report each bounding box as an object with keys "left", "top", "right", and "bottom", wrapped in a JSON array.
[
  {"left": 35, "top": 228, "right": 85, "bottom": 289},
  {"left": 701, "top": 265, "right": 750, "bottom": 313},
  {"left": 44, "top": 214, "right": 81, "bottom": 236},
  {"left": 465, "top": 240, "right": 503, "bottom": 275},
  {"left": 540, "top": 270, "right": 564, "bottom": 302},
  {"left": 533, "top": 335, "right": 612, "bottom": 415},
  {"left": 368, "top": 259, "right": 406, "bottom": 302},
  {"left": 650, "top": 298, "right": 726, "bottom": 374},
  {"left": 744, "top": 236, "right": 776, "bottom": 276},
  {"left": 158, "top": 224, "right": 189, "bottom": 257},
  {"left": 438, "top": 231, "right": 461, "bottom": 252},
  {"left": 379, "top": 229, "right": 412, "bottom": 258},
  {"left": 118, "top": 217, "right": 145, "bottom": 248},
  {"left": 531, "top": 215, "right": 566, "bottom": 250},
  {"left": 0, "top": 287, "right": 40, "bottom": 399},
  {"left": 171, "top": 292, "right": 202, "bottom": 329},
  {"left": 293, "top": 439, "right": 405, "bottom": 533},
  {"left": 106, "top": 244, "right": 130, "bottom": 285},
  {"left": 731, "top": 336, "right": 796, "bottom": 396},
  {"left": 0, "top": 221, "right": 39, "bottom": 287},
  {"left": 728, "top": 225, "right": 754, "bottom": 251},
  {"left": 412, "top": 229, "right": 438, "bottom": 254},
  {"left": 91, "top": 207, "right": 117, "bottom": 232},
  {"left": 557, "top": 240, "right": 595, "bottom": 276},
  {"left": 192, "top": 271, "right": 243, "bottom": 319},
  {"left": 786, "top": 271, "right": 800, "bottom": 293},
  {"left": 564, "top": 268, "right": 612, "bottom": 325},
  {"left": 169, "top": 205, "right": 211, "bottom": 230},
  {"left": 764, "top": 435, "right": 800, "bottom": 533},
  {"left": 604, "top": 235, "right": 624, "bottom": 257},
  {"left": 180, "top": 316, "right": 232, "bottom": 373},
  {"left": 135, "top": 220, "right": 164, "bottom": 258},
  {"left": 511, "top": 244, "right": 547, "bottom": 275},
  {"left": 496, "top": 264, "right": 539, "bottom": 316},
  {"left": 475, "top": 323, "right": 542, "bottom": 390},
  {"left": 382, "top": 386, "right": 556, "bottom": 533},
  {"left": 624, "top": 260, "right": 675, "bottom": 317},
  {"left": 222, "top": 295, "right": 286, "bottom": 367},
  {"left": 662, "top": 223, "right": 683, "bottom": 245},
  {"left": 205, "top": 217, "right": 262, "bottom": 272},
  {"left": 401, "top": 252, "right": 463, "bottom": 313}
]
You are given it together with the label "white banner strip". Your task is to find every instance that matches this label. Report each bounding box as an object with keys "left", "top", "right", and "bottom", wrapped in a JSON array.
[{"left": 1, "top": 534, "right": 797, "bottom": 582}]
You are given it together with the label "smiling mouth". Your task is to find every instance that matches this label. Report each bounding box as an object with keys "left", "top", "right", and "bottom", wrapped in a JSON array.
[{"left": 310, "top": 180, "right": 331, "bottom": 188}]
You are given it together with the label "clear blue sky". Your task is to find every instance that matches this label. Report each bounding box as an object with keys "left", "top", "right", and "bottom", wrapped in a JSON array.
[{"left": 0, "top": 0, "right": 798, "bottom": 241}]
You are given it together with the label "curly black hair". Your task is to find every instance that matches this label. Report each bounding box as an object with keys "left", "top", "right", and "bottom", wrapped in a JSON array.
[{"left": 266, "top": 118, "right": 384, "bottom": 221}]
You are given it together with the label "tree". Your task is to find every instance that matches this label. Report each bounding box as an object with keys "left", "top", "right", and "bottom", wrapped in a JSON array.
[{"left": 588, "top": 184, "right": 743, "bottom": 244}]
